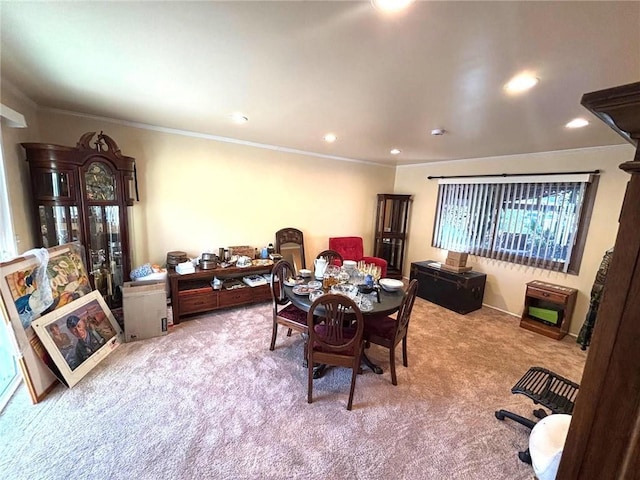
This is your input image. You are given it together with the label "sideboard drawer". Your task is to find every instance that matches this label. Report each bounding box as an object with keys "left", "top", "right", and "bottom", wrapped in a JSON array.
[
  {"left": 180, "top": 288, "right": 218, "bottom": 315},
  {"left": 219, "top": 287, "right": 254, "bottom": 308},
  {"left": 526, "top": 286, "right": 567, "bottom": 305}
]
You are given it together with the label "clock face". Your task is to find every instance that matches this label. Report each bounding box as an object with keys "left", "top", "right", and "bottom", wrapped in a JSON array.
[{"left": 85, "top": 162, "right": 115, "bottom": 201}]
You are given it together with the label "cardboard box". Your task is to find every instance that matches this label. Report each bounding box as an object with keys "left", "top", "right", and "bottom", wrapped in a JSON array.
[
  {"left": 122, "top": 280, "right": 168, "bottom": 342},
  {"left": 440, "top": 263, "right": 472, "bottom": 273},
  {"left": 446, "top": 251, "right": 468, "bottom": 267}
]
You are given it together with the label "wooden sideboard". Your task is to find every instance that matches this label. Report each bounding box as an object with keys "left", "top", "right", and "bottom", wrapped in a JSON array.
[{"left": 168, "top": 264, "right": 273, "bottom": 323}]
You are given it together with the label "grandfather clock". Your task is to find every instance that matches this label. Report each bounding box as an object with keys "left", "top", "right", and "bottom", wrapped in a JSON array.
[{"left": 22, "top": 132, "right": 137, "bottom": 307}]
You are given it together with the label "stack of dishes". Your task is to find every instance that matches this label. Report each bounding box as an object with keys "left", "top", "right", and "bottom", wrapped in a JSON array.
[
  {"left": 379, "top": 278, "right": 404, "bottom": 292},
  {"left": 200, "top": 252, "right": 218, "bottom": 270},
  {"left": 166, "top": 251, "right": 188, "bottom": 268}
]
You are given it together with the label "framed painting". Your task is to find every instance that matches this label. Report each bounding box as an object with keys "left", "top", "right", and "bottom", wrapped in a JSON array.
[
  {"left": 31, "top": 290, "right": 123, "bottom": 388},
  {"left": 0, "top": 242, "right": 93, "bottom": 402}
]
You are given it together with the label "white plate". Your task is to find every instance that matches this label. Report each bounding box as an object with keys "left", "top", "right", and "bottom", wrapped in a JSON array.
[
  {"left": 379, "top": 278, "right": 404, "bottom": 292},
  {"left": 284, "top": 278, "right": 303, "bottom": 287}
]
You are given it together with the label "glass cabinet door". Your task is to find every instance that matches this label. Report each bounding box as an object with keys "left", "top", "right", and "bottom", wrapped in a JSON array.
[
  {"left": 38, "top": 205, "right": 80, "bottom": 247},
  {"left": 87, "top": 205, "right": 123, "bottom": 301},
  {"left": 374, "top": 194, "right": 412, "bottom": 279}
]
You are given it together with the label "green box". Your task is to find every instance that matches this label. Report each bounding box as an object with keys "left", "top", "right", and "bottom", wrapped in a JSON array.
[{"left": 528, "top": 306, "right": 560, "bottom": 325}]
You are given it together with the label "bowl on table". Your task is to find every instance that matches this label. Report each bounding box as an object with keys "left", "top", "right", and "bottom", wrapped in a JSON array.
[{"left": 379, "top": 278, "right": 404, "bottom": 292}]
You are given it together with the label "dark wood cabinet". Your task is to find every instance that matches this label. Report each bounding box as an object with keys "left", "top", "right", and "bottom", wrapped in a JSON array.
[
  {"left": 374, "top": 194, "right": 411, "bottom": 279},
  {"left": 410, "top": 260, "right": 486, "bottom": 314},
  {"left": 168, "top": 264, "right": 273, "bottom": 323},
  {"left": 22, "top": 132, "right": 136, "bottom": 307},
  {"left": 519, "top": 280, "right": 577, "bottom": 340},
  {"left": 557, "top": 82, "right": 640, "bottom": 479}
]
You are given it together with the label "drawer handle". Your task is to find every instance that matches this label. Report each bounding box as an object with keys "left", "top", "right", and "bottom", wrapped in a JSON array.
[{"left": 542, "top": 292, "right": 550, "bottom": 297}]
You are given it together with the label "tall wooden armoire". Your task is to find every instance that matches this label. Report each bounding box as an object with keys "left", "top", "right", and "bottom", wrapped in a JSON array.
[{"left": 557, "top": 82, "right": 640, "bottom": 478}]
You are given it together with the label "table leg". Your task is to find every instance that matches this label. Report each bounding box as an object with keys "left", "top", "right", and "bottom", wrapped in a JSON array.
[
  {"left": 362, "top": 352, "right": 383, "bottom": 374},
  {"left": 312, "top": 364, "right": 327, "bottom": 379}
]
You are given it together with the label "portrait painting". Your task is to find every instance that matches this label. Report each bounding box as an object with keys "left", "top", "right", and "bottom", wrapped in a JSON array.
[
  {"left": 32, "top": 290, "right": 123, "bottom": 388},
  {"left": 0, "top": 242, "right": 93, "bottom": 401}
]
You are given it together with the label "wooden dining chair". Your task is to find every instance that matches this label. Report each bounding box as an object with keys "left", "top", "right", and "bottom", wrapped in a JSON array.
[
  {"left": 363, "top": 279, "right": 418, "bottom": 385},
  {"left": 306, "top": 294, "right": 364, "bottom": 410},
  {"left": 316, "top": 249, "right": 343, "bottom": 266},
  {"left": 269, "top": 260, "right": 308, "bottom": 354}
]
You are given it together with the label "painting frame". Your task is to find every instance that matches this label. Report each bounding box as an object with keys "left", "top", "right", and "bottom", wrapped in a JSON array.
[
  {"left": 31, "top": 290, "right": 123, "bottom": 388},
  {"left": 0, "top": 242, "right": 93, "bottom": 402}
]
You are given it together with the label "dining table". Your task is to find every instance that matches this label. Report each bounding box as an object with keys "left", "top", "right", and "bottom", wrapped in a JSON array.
[{"left": 283, "top": 278, "right": 405, "bottom": 377}]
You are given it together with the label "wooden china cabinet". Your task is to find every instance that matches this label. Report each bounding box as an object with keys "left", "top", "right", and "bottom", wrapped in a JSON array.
[
  {"left": 22, "top": 132, "right": 137, "bottom": 307},
  {"left": 373, "top": 194, "right": 412, "bottom": 279}
]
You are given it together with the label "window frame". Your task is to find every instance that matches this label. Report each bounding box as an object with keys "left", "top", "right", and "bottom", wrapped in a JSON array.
[{"left": 431, "top": 174, "right": 599, "bottom": 275}]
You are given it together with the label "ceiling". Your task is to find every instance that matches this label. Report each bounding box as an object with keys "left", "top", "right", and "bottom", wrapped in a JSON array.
[{"left": 1, "top": 1, "right": 638, "bottom": 166}]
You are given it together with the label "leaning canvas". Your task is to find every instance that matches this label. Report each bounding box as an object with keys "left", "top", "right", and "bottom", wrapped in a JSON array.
[
  {"left": 0, "top": 243, "right": 93, "bottom": 402},
  {"left": 31, "top": 291, "right": 123, "bottom": 388}
]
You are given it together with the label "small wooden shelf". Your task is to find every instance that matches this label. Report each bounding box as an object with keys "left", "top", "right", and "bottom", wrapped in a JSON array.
[{"left": 520, "top": 280, "right": 577, "bottom": 340}]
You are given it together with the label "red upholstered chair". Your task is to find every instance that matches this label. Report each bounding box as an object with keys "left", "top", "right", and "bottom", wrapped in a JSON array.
[{"left": 328, "top": 236, "right": 387, "bottom": 278}]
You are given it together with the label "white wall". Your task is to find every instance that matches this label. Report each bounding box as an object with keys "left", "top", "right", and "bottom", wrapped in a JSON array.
[
  {"left": 32, "top": 110, "right": 397, "bottom": 270},
  {"left": 0, "top": 84, "right": 40, "bottom": 253},
  {"left": 394, "top": 145, "right": 635, "bottom": 334}
]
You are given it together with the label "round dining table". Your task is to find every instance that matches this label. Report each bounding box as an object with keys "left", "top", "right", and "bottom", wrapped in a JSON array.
[{"left": 283, "top": 280, "right": 405, "bottom": 376}]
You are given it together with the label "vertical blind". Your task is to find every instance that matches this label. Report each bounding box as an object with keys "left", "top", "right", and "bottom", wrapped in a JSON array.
[{"left": 432, "top": 174, "right": 594, "bottom": 272}]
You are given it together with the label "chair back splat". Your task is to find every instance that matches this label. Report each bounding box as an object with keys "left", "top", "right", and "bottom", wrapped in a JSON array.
[
  {"left": 269, "top": 260, "right": 308, "bottom": 352},
  {"left": 306, "top": 294, "right": 364, "bottom": 410},
  {"left": 316, "top": 249, "right": 344, "bottom": 266},
  {"left": 275, "top": 227, "right": 306, "bottom": 271},
  {"left": 395, "top": 279, "right": 418, "bottom": 340}
]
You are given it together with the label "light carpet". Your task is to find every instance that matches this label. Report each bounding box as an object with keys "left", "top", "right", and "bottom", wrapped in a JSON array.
[{"left": 0, "top": 298, "right": 586, "bottom": 479}]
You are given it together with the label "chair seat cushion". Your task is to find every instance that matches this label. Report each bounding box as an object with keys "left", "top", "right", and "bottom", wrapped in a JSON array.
[
  {"left": 364, "top": 315, "right": 396, "bottom": 340},
  {"left": 277, "top": 304, "right": 307, "bottom": 326}
]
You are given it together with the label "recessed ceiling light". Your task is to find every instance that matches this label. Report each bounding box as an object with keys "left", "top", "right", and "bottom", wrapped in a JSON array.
[
  {"left": 390, "top": 148, "right": 401, "bottom": 155},
  {"left": 230, "top": 113, "right": 248, "bottom": 124},
  {"left": 323, "top": 133, "right": 337, "bottom": 143},
  {"left": 566, "top": 118, "right": 589, "bottom": 129},
  {"left": 504, "top": 73, "right": 539, "bottom": 94},
  {"left": 431, "top": 128, "right": 446, "bottom": 136},
  {"left": 371, "top": 0, "right": 414, "bottom": 12}
]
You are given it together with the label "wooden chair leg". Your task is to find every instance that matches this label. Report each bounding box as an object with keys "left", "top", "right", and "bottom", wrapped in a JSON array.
[
  {"left": 389, "top": 345, "right": 398, "bottom": 386},
  {"left": 347, "top": 358, "right": 359, "bottom": 410},
  {"left": 402, "top": 336, "right": 408, "bottom": 367},
  {"left": 269, "top": 322, "right": 278, "bottom": 351},
  {"left": 307, "top": 354, "right": 314, "bottom": 404}
]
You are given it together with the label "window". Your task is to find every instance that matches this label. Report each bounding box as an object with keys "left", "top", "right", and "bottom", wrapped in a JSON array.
[
  {"left": 432, "top": 173, "right": 598, "bottom": 274},
  {"left": 0, "top": 127, "right": 21, "bottom": 410}
]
